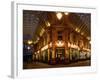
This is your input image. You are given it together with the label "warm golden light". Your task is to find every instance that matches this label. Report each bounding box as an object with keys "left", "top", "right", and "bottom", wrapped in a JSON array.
[
  {"left": 70, "top": 44, "right": 78, "bottom": 49},
  {"left": 81, "top": 32, "right": 84, "bottom": 35},
  {"left": 75, "top": 28, "right": 78, "bottom": 31},
  {"left": 68, "top": 43, "right": 79, "bottom": 49},
  {"left": 78, "top": 47, "right": 80, "bottom": 50},
  {"left": 87, "top": 37, "right": 90, "bottom": 40},
  {"left": 27, "top": 40, "right": 33, "bottom": 45},
  {"left": 46, "top": 21, "right": 51, "bottom": 27},
  {"left": 64, "top": 12, "right": 69, "bottom": 15},
  {"left": 56, "top": 13, "right": 63, "bottom": 20},
  {"left": 37, "top": 51, "right": 40, "bottom": 53},
  {"left": 35, "top": 42, "right": 52, "bottom": 53},
  {"left": 75, "top": 28, "right": 80, "bottom": 33},
  {"left": 49, "top": 42, "right": 52, "bottom": 47},
  {"left": 40, "top": 28, "right": 45, "bottom": 36},
  {"left": 34, "top": 40, "right": 38, "bottom": 44},
  {"left": 41, "top": 45, "right": 48, "bottom": 51},
  {"left": 89, "top": 41, "right": 91, "bottom": 44},
  {"left": 68, "top": 42, "right": 71, "bottom": 47},
  {"left": 83, "top": 47, "right": 90, "bottom": 52},
  {"left": 56, "top": 40, "right": 64, "bottom": 47},
  {"left": 77, "top": 29, "right": 80, "bottom": 33}
]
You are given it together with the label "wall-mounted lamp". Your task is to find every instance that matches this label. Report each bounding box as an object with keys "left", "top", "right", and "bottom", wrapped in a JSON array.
[
  {"left": 56, "top": 13, "right": 63, "bottom": 20},
  {"left": 46, "top": 21, "right": 51, "bottom": 27},
  {"left": 56, "top": 40, "right": 64, "bottom": 47},
  {"left": 27, "top": 46, "right": 31, "bottom": 50},
  {"left": 27, "top": 40, "right": 33, "bottom": 45},
  {"left": 89, "top": 41, "right": 91, "bottom": 44},
  {"left": 64, "top": 12, "right": 69, "bottom": 15}
]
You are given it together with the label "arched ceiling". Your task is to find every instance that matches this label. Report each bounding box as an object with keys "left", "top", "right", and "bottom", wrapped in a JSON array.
[{"left": 23, "top": 10, "right": 91, "bottom": 43}]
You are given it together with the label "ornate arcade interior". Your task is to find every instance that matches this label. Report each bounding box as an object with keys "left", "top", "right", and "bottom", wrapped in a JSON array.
[{"left": 23, "top": 10, "right": 91, "bottom": 65}]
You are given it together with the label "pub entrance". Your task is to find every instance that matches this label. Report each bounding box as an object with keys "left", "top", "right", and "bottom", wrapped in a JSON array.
[{"left": 56, "top": 48, "right": 65, "bottom": 64}]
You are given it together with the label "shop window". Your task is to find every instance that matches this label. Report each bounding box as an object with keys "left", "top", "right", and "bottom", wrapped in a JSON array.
[{"left": 69, "top": 48, "right": 79, "bottom": 61}]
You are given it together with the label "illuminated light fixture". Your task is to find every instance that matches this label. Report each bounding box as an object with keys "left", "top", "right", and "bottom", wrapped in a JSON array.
[
  {"left": 87, "top": 37, "right": 90, "bottom": 40},
  {"left": 27, "top": 40, "right": 33, "bottom": 45},
  {"left": 34, "top": 52, "right": 36, "bottom": 54},
  {"left": 75, "top": 28, "right": 80, "bottom": 33},
  {"left": 56, "top": 40, "right": 64, "bottom": 47},
  {"left": 64, "top": 12, "right": 69, "bottom": 15},
  {"left": 68, "top": 42, "right": 71, "bottom": 47},
  {"left": 34, "top": 40, "right": 38, "bottom": 44},
  {"left": 81, "top": 32, "right": 84, "bottom": 35},
  {"left": 37, "top": 50, "right": 40, "bottom": 53},
  {"left": 37, "top": 37, "right": 40, "bottom": 41},
  {"left": 78, "top": 47, "right": 80, "bottom": 50},
  {"left": 27, "top": 46, "right": 31, "bottom": 50},
  {"left": 41, "top": 45, "right": 48, "bottom": 51},
  {"left": 77, "top": 29, "right": 80, "bottom": 33},
  {"left": 56, "top": 13, "right": 63, "bottom": 20},
  {"left": 46, "top": 21, "right": 51, "bottom": 27},
  {"left": 49, "top": 42, "right": 52, "bottom": 47},
  {"left": 40, "top": 28, "right": 45, "bottom": 36},
  {"left": 83, "top": 48, "right": 90, "bottom": 52},
  {"left": 34, "top": 37, "right": 39, "bottom": 44},
  {"left": 71, "top": 44, "right": 77, "bottom": 48},
  {"left": 70, "top": 44, "right": 79, "bottom": 49},
  {"left": 75, "top": 28, "right": 78, "bottom": 31},
  {"left": 89, "top": 41, "right": 91, "bottom": 44}
]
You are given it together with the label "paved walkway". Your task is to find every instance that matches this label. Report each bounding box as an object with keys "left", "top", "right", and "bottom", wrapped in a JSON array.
[{"left": 23, "top": 60, "right": 90, "bottom": 69}]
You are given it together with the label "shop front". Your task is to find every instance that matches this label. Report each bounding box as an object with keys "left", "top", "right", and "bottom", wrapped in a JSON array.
[
  {"left": 56, "top": 48, "right": 65, "bottom": 64},
  {"left": 69, "top": 48, "right": 79, "bottom": 62}
]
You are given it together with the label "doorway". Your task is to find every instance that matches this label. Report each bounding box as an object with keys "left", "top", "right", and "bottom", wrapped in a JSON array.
[{"left": 56, "top": 48, "right": 65, "bottom": 64}]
